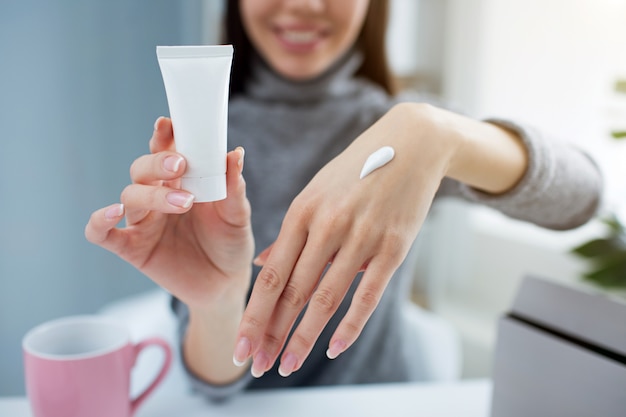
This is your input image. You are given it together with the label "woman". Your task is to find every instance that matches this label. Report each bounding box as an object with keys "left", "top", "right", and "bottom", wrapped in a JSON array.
[{"left": 85, "top": 0, "right": 602, "bottom": 401}]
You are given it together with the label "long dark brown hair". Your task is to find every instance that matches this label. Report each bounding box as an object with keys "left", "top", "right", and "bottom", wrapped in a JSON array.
[{"left": 224, "top": 0, "right": 397, "bottom": 96}]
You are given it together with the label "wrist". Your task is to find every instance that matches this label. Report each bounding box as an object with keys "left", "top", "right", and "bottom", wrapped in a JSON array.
[
  {"left": 185, "top": 293, "right": 248, "bottom": 385},
  {"left": 442, "top": 112, "right": 529, "bottom": 193},
  {"left": 389, "top": 102, "right": 463, "bottom": 179},
  {"left": 186, "top": 266, "right": 252, "bottom": 314},
  {"left": 188, "top": 296, "right": 246, "bottom": 326}
]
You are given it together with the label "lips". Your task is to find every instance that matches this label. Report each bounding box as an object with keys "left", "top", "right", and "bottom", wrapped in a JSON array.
[{"left": 273, "top": 24, "right": 329, "bottom": 52}]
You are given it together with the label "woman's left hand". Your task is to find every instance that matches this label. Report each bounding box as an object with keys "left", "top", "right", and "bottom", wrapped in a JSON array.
[{"left": 233, "top": 103, "right": 464, "bottom": 378}]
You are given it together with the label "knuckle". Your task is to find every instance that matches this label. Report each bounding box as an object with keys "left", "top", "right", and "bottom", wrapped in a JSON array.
[
  {"left": 395, "top": 101, "right": 435, "bottom": 120},
  {"left": 242, "top": 314, "right": 264, "bottom": 331},
  {"left": 355, "top": 287, "right": 380, "bottom": 312},
  {"left": 325, "top": 209, "right": 350, "bottom": 231},
  {"left": 280, "top": 284, "right": 307, "bottom": 310},
  {"left": 84, "top": 222, "right": 96, "bottom": 243},
  {"left": 148, "top": 136, "right": 157, "bottom": 153},
  {"left": 288, "top": 197, "right": 315, "bottom": 224},
  {"left": 257, "top": 265, "right": 283, "bottom": 293},
  {"left": 348, "top": 220, "right": 375, "bottom": 244},
  {"left": 119, "top": 185, "right": 135, "bottom": 205},
  {"left": 380, "top": 229, "right": 408, "bottom": 262},
  {"left": 84, "top": 213, "right": 104, "bottom": 243},
  {"left": 261, "top": 332, "right": 284, "bottom": 355},
  {"left": 128, "top": 157, "right": 143, "bottom": 181},
  {"left": 290, "top": 331, "right": 315, "bottom": 351},
  {"left": 311, "top": 288, "right": 338, "bottom": 314}
]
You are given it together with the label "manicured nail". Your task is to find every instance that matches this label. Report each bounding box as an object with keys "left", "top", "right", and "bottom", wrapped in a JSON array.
[
  {"left": 237, "top": 146, "right": 245, "bottom": 168},
  {"left": 278, "top": 352, "right": 298, "bottom": 377},
  {"left": 251, "top": 351, "right": 270, "bottom": 378},
  {"left": 233, "top": 357, "right": 247, "bottom": 367},
  {"left": 233, "top": 337, "right": 251, "bottom": 367},
  {"left": 163, "top": 155, "right": 183, "bottom": 173},
  {"left": 326, "top": 340, "right": 347, "bottom": 360},
  {"left": 166, "top": 192, "right": 194, "bottom": 209},
  {"left": 104, "top": 204, "right": 124, "bottom": 220}
]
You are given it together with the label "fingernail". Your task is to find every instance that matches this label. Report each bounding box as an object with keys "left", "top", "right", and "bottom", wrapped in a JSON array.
[
  {"left": 166, "top": 192, "right": 194, "bottom": 208},
  {"left": 326, "top": 340, "right": 347, "bottom": 360},
  {"left": 237, "top": 146, "right": 245, "bottom": 168},
  {"left": 278, "top": 352, "right": 298, "bottom": 377},
  {"left": 104, "top": 204, "right": 124, "bottom": 220},
  {"left": 233, "top": 357, "right": 247, "bottom": 367},
  {"left": 251, "top": 351, "right": 270, "bottom": 378},
  {"left": 163, "top": 155, "right": 183, "bottom": 173},
  {"left": 154, "top": 116, "right": 162, "bottom": 131},
  {"left": 233, "top": 337, "right": 251, "bottom": 367}
]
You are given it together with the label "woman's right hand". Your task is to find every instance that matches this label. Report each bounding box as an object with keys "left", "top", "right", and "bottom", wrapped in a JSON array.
[{"left": 85, "top": 117, "right": 254, "bottom": 310}]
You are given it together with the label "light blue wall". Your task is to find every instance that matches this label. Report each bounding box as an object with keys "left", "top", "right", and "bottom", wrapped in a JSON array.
[{"left": 0, "top": 0, "right": 212, "bottom": 395}]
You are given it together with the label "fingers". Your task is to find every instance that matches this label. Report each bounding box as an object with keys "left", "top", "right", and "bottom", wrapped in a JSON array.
[
  {"left": 326, "top": 256, "right": 396, "bottom": 360},
  {"left": 131, "top": 117, "right": 187, "bottom": 188},
  {"left": 121, "top": 183, "right": 195, "bottom": 225},
  {"left": 233, "top": 218, "right": 308, "bottom": 369},
  {"left": 253, "top": 243, "right": 274, "bottom": 266},
  {"left": 254, "top": 245, "right": 367, "bottom": 270},
  {"left": 263, "top": 254, "right": 394, "bottom": 378},
  {"left": 85, "top": 116, "right": 177, "bottom": 252},
  {"left": 276, "top": 248, "right": 365, "bottom": 377},
  {"left": 253, "top": 250, "right": 369, "bottom": 377},
  {"left": 238, "top": 210, "right": 377, "bottom": 378},
  {"left": 121, "top": 184, "right": 195, "bottom": 211},
  {"left": 84, "top": 203, "right": 127, "bottom": 254},
  {"left": 214, "top": 147, "right": 249, "bottom": 227},
  {"left": 236, "top": 223, "right": 404, "bottom": 378},
  {"left": 250, "top": 237, "right": 338, "bottom": 378},
  {"left": 149, "top": 117, "right": 175, "bottom": 153},
  {"left": 225, "top": 146, "right": 246, "bottom": 202},
  {"left": 130, "top": 151, "right": 186, "bottom": 186},
  {"left": 126, "top": 123, "right": 191, "bottom": 224}
]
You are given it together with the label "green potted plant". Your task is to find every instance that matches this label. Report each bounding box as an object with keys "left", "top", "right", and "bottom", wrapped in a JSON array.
[
  {"left": 571, "top": 78, "right": 626, "bottom": 289},
  {"left": 572, "top": 214, "right": 626, "bottom": 288}
]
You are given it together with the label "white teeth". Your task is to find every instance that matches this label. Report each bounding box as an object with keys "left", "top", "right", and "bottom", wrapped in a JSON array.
[{"left": 282, "top": 30, "right": 318, "bottom": 44}]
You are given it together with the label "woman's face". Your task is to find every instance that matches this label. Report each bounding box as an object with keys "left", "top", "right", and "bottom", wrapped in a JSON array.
[{"left": 240, "top": 0, "right": 370, "bottom": 80}]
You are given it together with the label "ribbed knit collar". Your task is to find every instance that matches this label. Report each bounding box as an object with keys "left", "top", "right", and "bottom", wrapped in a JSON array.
[{"left": 243, "top": 49, "right": 364, "bottom": 104}]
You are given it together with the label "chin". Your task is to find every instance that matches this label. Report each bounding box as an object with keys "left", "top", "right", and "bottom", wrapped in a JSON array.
[{"left": 274, "top": 62, "right": 328, "bottom": 81}]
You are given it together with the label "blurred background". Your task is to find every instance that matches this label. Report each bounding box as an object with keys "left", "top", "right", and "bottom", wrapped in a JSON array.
[{"left": 1, "top": 0, "right": 625, "bottom": 395}]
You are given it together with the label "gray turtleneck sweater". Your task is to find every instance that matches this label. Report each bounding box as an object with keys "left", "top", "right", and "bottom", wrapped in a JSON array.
[{"left": 172, "top": 52, "right": 602, "bottom": 401}]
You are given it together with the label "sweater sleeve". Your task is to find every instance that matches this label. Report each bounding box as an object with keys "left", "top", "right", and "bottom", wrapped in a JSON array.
[
  {"left": 170, "top": 297, "right": 255, "bottom": 402},
  {"left": 438, "top": 118, "right": 603, "bottom": 230}
]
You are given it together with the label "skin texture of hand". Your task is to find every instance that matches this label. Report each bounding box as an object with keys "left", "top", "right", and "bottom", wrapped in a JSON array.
[
  {"left": 84, "top": 116, "right": 254, "bottom": 310},
  {"left": 234, "top": 102, "right": 528, "bottom": 378},
  {"left": 85, "top": 117, "right": 255, "bottom": 384}
]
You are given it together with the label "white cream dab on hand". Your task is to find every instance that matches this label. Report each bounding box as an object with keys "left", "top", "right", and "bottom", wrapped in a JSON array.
[{"left": 359, "top": 146, "right": 395, "bottom": 179}]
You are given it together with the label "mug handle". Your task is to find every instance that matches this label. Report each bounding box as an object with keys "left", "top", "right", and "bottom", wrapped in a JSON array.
[{"left": 129, "top": 337, "right": 173, "bottom": 416}]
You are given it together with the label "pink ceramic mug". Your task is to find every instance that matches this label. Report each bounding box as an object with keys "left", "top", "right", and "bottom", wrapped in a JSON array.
[{"left": 22, "top": 315, "right": 172, "bottom": 417}]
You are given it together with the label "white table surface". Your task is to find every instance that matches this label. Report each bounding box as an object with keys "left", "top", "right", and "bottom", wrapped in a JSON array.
[{"left": 0, "top": 379, "right": 491, "bottom": 417}]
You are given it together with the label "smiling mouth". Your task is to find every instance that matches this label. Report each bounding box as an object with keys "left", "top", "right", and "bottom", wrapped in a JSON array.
[
  {"left": 281, "top": 30, "right": 320, "bottom": 44},
  {"left": 274, "top": 25, "right": 329, "bottom": 50}
]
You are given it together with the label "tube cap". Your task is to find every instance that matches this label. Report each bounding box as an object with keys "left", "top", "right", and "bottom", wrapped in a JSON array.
[{"left": 181, "top": 175, "right": 226, "bottom": 203}]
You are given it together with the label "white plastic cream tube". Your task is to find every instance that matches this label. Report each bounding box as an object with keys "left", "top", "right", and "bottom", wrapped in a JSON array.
[{"left": 156, "top": 45, "right": 233, "bottom": 202}]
